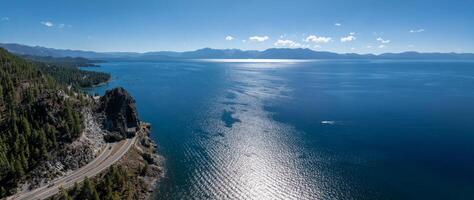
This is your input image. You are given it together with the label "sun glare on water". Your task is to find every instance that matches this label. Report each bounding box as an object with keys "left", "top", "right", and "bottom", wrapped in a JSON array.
[{"left": 198, "top": 59, "right": 316, "bottom": 63}]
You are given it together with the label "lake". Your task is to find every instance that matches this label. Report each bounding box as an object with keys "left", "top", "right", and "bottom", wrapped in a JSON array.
[{"left": 84, "top": 59, "right": 474, "bottom": 199}]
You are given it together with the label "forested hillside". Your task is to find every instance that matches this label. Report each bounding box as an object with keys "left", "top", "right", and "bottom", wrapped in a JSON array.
[
  {"left": 19, "top": 55, "right": 103, "bottom": 68},
  {"left": 0, "top": 48, "right": 86, "bottom": 197},
  {"left": 20, "top": 55, "right": 111, "bottom": 88},
  {"left": 36, "top": 63, "right": 110, "bottom": 88}
]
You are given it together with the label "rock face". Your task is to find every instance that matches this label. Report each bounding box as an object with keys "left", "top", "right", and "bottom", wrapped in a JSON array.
[{"left": 98, "top": 87, "right": 139, "bottom": 140}]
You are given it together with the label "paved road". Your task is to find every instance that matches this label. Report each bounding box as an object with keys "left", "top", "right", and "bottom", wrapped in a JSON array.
[{"left": 8, "top": 136, "right": 136, "bottom": 200}]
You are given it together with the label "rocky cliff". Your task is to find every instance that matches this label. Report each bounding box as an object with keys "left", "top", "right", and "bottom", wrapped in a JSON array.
[{"left": 97, "top": 87, "right": 140, "bottom": 141}]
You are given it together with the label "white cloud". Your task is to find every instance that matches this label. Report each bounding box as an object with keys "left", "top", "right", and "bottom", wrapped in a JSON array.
[
  {"left": 334, "top": 23, "right": 342, "bottom": 26},
  {"left": 378, "top": 44, "right": 385, "bottom": 48},
  {"left": 366, "top": 45, "right": 373, "bottom": 49},
  {"left": 249, "top": 35, "right": 269, "bottom": 42},
  {"left": 225, "top": 36, "right": 234, "bottom": 41},
  {"left": 314, "top": 45, "right": 321, "bottom": 48},
  {"left": 376, "top": 37, "right": 390, "bottom": 44},
  {"left": 242, "top": 40, "right": 247, "bottom": 43},
  {"left": 410, "top": 29, "right": 424, "bottom": 33},
  {"left": 340, "top": 35, "right": 356, "bottom": 42},
  {"left": 41, "top": 21, "right": 53, "bottom": 27},
  {"left": 305, "top": 35, "right": 332, "bottom": 43},
  {"left": 40, "top": 21, "right": 72, "bottom": 29},
  {"left": 350, "top": 32, "right": 356, "bottom": 35},
  {"left": 274, "top": 39, "right": 302, "bottom": 48},
  {"left": 1, "top": 17, "right": 9, "bottom": 21},
  {"left": 373, "top": 31, "right": 384, "bottom": 36}
]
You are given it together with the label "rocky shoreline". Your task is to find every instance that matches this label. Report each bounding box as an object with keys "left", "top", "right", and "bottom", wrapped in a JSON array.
[
  {"left": 49, "top": 87, "right": 164, "bottom": 199},
  {"left": 46, "top": 121, "right": 164, "bottom": 200},
  {"left": 7, "top": 87, "right": 163, "bottom": 200},
  {"left": 112, "top": 122, "right": 164, "bottom": 199}
]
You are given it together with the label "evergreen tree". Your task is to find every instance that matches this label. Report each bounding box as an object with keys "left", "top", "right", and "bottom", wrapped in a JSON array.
[
  {"left": 0, "top": 84, "right": 3, "bottom": 103},
  {"left": 58, "top": 187, "right": 73, "bottom": 200},
  {"left": 0, "top": 187, "right": 6, "bottom": 198},
  {"left": 79, "top": 177, "right": 100, "bottom": 200},
  {"left": 20, "top": 117, "right": 31, "bottom": 138},
  {"left": 141, "top": 162, "right": 149, "bottom": 176},
  {"left": 13, "top": 159, "right": 24, "bottom": 178}
]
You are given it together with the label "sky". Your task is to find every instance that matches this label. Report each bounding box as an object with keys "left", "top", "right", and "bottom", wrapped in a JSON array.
[{"left": 0, "top": 0, "right": 473, "bottom": 54}]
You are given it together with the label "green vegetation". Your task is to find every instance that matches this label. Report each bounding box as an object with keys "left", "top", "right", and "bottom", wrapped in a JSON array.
[
  {"left": 53, "top": 166, "right": 135, "bottom": 200},
  {"left": 12, "top": 54, "right": 110, "bottom": 88},
  {"left": 0, "top": 48, "right": 86, "bottom": 197},
  {"left": 36, "top": 63, "right": 110, "bottom": 88},
  {"left": 20, "top": 55, "right": 104, "bottom": 68},
  {"left": 20, "top": 55, "right": 111, "bottom": 88}
]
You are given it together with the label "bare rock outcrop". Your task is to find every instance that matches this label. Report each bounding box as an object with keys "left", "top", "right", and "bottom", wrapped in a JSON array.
[
  {"left": 97, "top": 87, "right": 140, "bottom": 141},
  {"left": 22, "top": 108, "right": 106, "bottom": 191}
]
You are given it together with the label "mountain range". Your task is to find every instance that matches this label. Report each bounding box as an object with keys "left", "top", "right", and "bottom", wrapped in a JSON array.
[{"left": 1, "top": 43, "right": 474, "bottom": 60}]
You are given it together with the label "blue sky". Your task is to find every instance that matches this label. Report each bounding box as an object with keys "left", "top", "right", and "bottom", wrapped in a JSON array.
[{"left": 0, "top": 0, "right": 473, "bottom": 53}]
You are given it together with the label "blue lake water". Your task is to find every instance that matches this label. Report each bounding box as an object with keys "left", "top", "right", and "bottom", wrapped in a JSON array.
[{"left": 83, "top": 60, "right": 474, "bottom": 199}]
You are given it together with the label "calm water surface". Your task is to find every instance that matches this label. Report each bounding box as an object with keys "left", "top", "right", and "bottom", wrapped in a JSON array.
[{"left": 84, "top": 60, "right": 474, "bottom": 199}]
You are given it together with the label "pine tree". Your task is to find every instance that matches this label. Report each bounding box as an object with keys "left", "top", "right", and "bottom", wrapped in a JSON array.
[
  {"left": 79, "top": 177, "right": 100, "bottom": 200},
  {"left": 69, "top": 182, "right": 80, "bottom": 198},
  {"left": 20, "top": 117, "right": 31, "bottom": 138},
  {"left": 58, "top": 187, "right": 72, "bottom": 200},
  {"left": 141, "top": 162, "right": 149, "bottom": 176},
  {"left": 0, "top": 187, "right": 6, "bottom": 198},
  {"left": 0, "top": 84, "right": 3, "bottom": 103},
  {"left": 13, "top": 159, "right": 24, "bottom": 178},
  {"left": 72, "top": 111, "right": 82, "bottom": 138}
]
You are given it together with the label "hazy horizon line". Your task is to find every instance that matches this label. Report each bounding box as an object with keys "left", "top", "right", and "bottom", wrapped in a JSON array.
[{"left": 2, "top": 42, "right": 474, "bottom": 55}]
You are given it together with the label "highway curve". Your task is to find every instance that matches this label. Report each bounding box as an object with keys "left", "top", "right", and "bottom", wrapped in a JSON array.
[{"left": 8, "top": 136, "right": 136, "bottom": 200}]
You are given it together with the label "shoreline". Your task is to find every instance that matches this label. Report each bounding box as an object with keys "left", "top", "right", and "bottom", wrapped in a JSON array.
[
  {"left": 90, "top": 77, "right": 112, "bottom": 88},
  {"left": 47, "top": 122, "right": 164, "bottom": 200},
  {"left": 114, "top": 122, "right": 164, "bottom": 199},
  {"left": 76, "top": 67, "right": 164, "bottom": 199},
  {"left": 78, "top": 64, "right": 111, "bottom": 88},
  {"left": 78, "top": 76, "right": 112, "bottom": 90}
]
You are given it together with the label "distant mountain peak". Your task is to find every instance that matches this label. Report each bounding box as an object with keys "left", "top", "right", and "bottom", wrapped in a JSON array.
[{"left": 1, "top": 43, "right": 473, "bottom": 60}]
